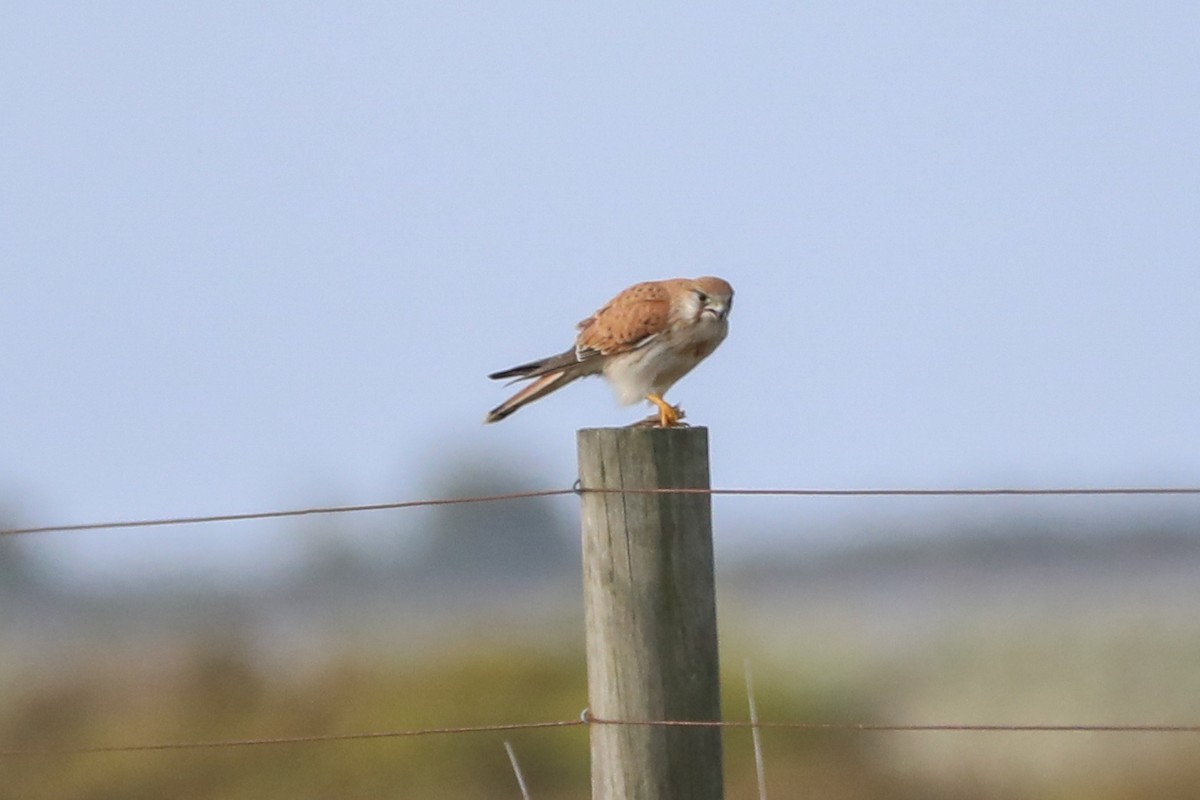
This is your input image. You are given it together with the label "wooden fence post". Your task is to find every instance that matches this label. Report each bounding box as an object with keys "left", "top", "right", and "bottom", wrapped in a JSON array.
[{"left": 577, "top": 426, "right": 724, "bottom": 800}]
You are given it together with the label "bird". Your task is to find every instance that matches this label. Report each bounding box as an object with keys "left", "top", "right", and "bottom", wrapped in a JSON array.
[{"left": 485, "top": 276, "right": 734, "bottom": 427}]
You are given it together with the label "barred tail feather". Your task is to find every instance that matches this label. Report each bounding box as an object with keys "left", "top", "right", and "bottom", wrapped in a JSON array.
[
  {"left": 488, "top": 348, "right": 579, "bottom": 382},
  {"left": 484, "top": 370, "right": 579, "bottom": 423}
]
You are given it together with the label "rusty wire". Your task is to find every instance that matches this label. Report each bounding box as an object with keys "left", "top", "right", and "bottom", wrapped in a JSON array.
[
  {"left": 7, "top": 714, "right": 1200, "bottom": 758},
  {"left": 3, "top": 485, "right": 1197, "bottom": 537}
]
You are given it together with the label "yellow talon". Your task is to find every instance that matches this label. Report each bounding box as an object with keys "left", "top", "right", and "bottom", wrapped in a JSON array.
[{"left": 646, "top": 394, "right": 685, "bottom": 428}]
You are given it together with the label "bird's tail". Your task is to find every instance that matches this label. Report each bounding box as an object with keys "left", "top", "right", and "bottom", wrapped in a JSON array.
[
  {"left": 485, "top": 369, "right": 581, "bottom": 423},
  {"left": 486, "top": 348, "right": 599, "bottom": 423},
  {"left": 487, "top": 348, "right": 580, "bottom": 382}
]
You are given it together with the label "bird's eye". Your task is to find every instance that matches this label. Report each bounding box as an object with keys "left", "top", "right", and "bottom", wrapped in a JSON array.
[{"left": 696, "top": 291, "right": 709, "bottom": 304}]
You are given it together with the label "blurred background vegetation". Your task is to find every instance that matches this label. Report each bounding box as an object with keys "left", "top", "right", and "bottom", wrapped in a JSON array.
[{"left": 3, "top": 455, "right": 1199, "bottom": 799}]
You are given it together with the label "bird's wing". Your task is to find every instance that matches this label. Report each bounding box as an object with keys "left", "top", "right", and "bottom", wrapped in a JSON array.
[{"left": 575, "top": 281, "right": 672, "bottom": 360}]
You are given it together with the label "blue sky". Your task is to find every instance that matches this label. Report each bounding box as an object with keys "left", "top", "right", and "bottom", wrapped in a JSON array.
[{"left": 3, "top": 3, "right": 1198, "bottom": 583}]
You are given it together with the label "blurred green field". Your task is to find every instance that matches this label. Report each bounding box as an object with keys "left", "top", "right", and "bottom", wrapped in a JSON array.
[
  {"left": 4, "top": 509, "right": 1199, "bottom": 798},
  {"left": 0, "top": 636, "right": 851, "bottom": 800},
  {"left": 4, "top": 614, "right": 1200, "bottom": 800}
]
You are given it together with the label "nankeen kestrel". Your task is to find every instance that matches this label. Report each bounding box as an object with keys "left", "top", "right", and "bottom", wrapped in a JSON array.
[{"left": 486, "top": 277, "right": 734, "bottom": 427}]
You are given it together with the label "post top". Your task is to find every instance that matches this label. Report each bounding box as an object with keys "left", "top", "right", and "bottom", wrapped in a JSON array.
[
  {"left": 576, "top": 426, "right": 708, "bottom": 435},
  {"left": 577, "top": 427, "right": 710, "bottom": 484}
]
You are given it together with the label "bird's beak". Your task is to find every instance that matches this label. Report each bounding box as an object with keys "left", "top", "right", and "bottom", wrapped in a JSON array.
[{"left": 704, "top": 303, "right": 729, "bottom": 321}]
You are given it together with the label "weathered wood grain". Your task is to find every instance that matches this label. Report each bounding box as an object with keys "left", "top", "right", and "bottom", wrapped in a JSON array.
[{"left": 577, "top": 426, "right": 724, "bottom": 800}]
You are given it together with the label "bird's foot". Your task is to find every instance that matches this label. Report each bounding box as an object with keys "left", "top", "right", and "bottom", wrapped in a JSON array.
[
  {"left": 640, "top": 394, "right": 687, "bottom": 428},
  {"left": 629, "top": 412, "right": 689, "bottom": 428}
]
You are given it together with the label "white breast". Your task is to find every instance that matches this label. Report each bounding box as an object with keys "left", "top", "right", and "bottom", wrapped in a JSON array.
[{"left": 602, "top": 316, "right": 728, "bottom": 405}]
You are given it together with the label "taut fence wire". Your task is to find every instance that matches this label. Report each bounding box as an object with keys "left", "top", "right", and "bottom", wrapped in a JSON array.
[
  {"left": 3, "top": 485, "right": 1198, "bottom": 537},
  {"left": 6, "top": 715, "right": 1200, "bottom": 758}
]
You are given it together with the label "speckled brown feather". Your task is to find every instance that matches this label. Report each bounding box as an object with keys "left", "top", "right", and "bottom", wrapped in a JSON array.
[{"left": 575, "top": 281, "right": 672, "bottom": 357}]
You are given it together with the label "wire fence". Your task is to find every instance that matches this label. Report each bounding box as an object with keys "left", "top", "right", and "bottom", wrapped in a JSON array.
[
  {"left": 6, "top": 715, "right": 1200, "bottom": 758},
  {"left": 3, "top": 485, "right": 1198, "bottom": 537},
  {"left": 3, "top": 481, "right": 1199, "bottom": 761}
]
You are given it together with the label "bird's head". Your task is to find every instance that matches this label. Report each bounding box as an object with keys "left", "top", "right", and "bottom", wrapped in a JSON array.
[{"left": 685, "top": 276, "right": 734, "bottom": 323}]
